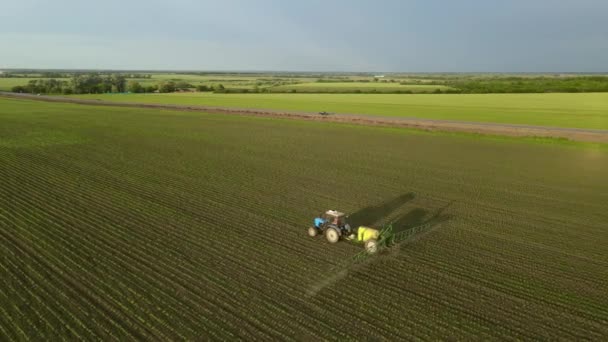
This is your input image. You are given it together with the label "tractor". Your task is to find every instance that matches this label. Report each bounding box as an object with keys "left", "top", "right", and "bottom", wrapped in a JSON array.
[{"left": 308, "top": 210, "right": 385, "bottom": 254}]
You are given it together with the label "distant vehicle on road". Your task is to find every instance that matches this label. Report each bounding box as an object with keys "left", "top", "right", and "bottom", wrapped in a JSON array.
[{"left": 319, "top": 111, "right": 331, "bottom": 116}]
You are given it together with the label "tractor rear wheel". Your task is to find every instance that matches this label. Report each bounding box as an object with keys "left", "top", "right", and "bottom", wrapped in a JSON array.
[
  {"left": 365, "top": 239, "right": 378, "bottom": 254},
  {"left": 325, "top": 228, "right": 340, "bottom": 244},
  {"left": 308, "top": 227, "right": 318, "bottom": 237}
]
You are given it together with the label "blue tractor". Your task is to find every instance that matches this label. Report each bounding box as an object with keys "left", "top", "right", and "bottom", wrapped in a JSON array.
[{"left": 308, "top": 210, "right": 353, "bottom": 243}]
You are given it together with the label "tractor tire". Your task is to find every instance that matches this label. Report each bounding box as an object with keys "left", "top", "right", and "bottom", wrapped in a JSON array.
[
  {"left": 308, "top": 227, "right": 318, "bottom": 237},
  {"left": 325, "top": 228, "right": 340, "bottom": 244},
  {"left": 365, "top": 239, "right": 378, "bottom": 254}
]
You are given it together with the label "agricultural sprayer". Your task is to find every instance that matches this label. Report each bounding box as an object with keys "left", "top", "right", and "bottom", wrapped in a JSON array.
[
  {"left": 308, "top": 209, "right": 437, "bottom": 257},
  {"left": 308, "top": 210, "right": 398, "bottom": 254}
]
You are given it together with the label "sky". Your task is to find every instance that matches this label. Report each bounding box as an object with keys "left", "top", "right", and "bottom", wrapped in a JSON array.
[{"left": 1, "top": 0, "right": 607, "bottom": 72}]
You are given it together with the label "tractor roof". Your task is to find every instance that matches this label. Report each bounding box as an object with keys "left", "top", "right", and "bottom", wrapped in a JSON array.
[{"left": 325, "top": 210, "right": 345, "bottom": 217}]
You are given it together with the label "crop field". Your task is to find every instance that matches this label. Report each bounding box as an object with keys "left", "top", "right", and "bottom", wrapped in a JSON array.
[
  {"left": 1, "top": 97, "right": 607, "bottom": 339},
  {"left": 6, "top": 72, "right": 608, "bottom": 94},
  {"left": 73, "top": 92, "right": 608, "bottom": 130},
  {"left": 127, "top": 73, "right": 320, "bottom": 90},
  {"left": 130, "top": 73, "right": 280, "bottom": 89},
  {"left": 269, "top": 82, "right": 451, "bottom": 93},
  {"left": 0, "top": 73, "right": 315, "bottom": 92}
]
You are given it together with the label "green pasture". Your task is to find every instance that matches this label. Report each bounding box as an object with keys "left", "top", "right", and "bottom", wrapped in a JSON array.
[
  {"left": 73, "top": 92, "right": 608, "bottom": 130},
  {"left": 270, "top": 82, "right": 451, "bottom": 93}
]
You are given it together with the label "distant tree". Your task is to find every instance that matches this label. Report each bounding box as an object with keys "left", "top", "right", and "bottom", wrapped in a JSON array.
[
  {"left": 196, "top": 85, "right": 210, "bottom": 92},
  {"left": 127, "top": 81, "right": 143, "bottom": 93},
  {"left": 158, "top": 81, "right": 176, "bottom": 93},
  {"left": 71, "top": 74, "right": 103, "bottom": 94},
  {"left": 144, "top": 85, "right": 158, "bottom": 93},
  {"left": 111, "top": 74, "right": 127, "bottom": 93},
  {"left": 175, "top": 81, "right": 193, "bottom": 90}
]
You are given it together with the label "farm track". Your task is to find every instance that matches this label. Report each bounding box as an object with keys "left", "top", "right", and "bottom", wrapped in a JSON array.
[
  {"left": 1, "top": 98, "right": 607, "bottom": 339},
  {"left": 2, "top": 91, "right": 608, "bottom": 143}
]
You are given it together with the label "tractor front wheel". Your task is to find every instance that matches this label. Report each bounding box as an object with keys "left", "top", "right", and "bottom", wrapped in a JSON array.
[
  {"left": 365, "top": 239, "right": 378, "bottom": 254},
  {"left": 325, "top": 228, "right": 340, "bottom": 244},
  {"left": 308, "top": 227, "right": 318, "bottom": 237}
]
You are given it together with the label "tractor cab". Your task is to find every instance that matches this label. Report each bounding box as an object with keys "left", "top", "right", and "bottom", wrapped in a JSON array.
[
  {"left": 316, "top": 210, "right": 347, "bottom": 228},
  {"left": 322, "top": 210, "right": 345, "bottom": 226}
]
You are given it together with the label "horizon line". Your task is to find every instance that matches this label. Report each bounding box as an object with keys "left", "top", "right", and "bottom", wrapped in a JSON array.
[{"left": 2, "top": 68, "right": 607, "bottom": 75}]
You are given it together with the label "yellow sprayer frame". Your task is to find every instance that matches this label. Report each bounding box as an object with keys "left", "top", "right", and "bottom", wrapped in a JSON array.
[{"left": 357, "top": 226, "right": 380, "bottom": 242}]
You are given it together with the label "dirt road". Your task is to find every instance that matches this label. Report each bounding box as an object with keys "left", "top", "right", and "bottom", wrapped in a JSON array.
[{"left": 2, "top": 92, "right": 607, "bottom": 143}]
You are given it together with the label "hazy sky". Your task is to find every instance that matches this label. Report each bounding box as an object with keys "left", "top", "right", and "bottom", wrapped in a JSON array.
[{"left": 1, "top": 0, "right": 607, "bottom": 72}]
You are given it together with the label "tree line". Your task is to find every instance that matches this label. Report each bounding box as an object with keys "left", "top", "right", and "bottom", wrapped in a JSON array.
[
  {"left": 9, "top": 74, "right": 223, "bottom": 94},
  {"left": 127, "top": 81, "right": 221, "bottom": 93},
  {"left": 12, "top": 74, "right": 127, "bottom": 94},
  {"left": 1, "top": 72, "right": 68, "bottom": 78}
]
